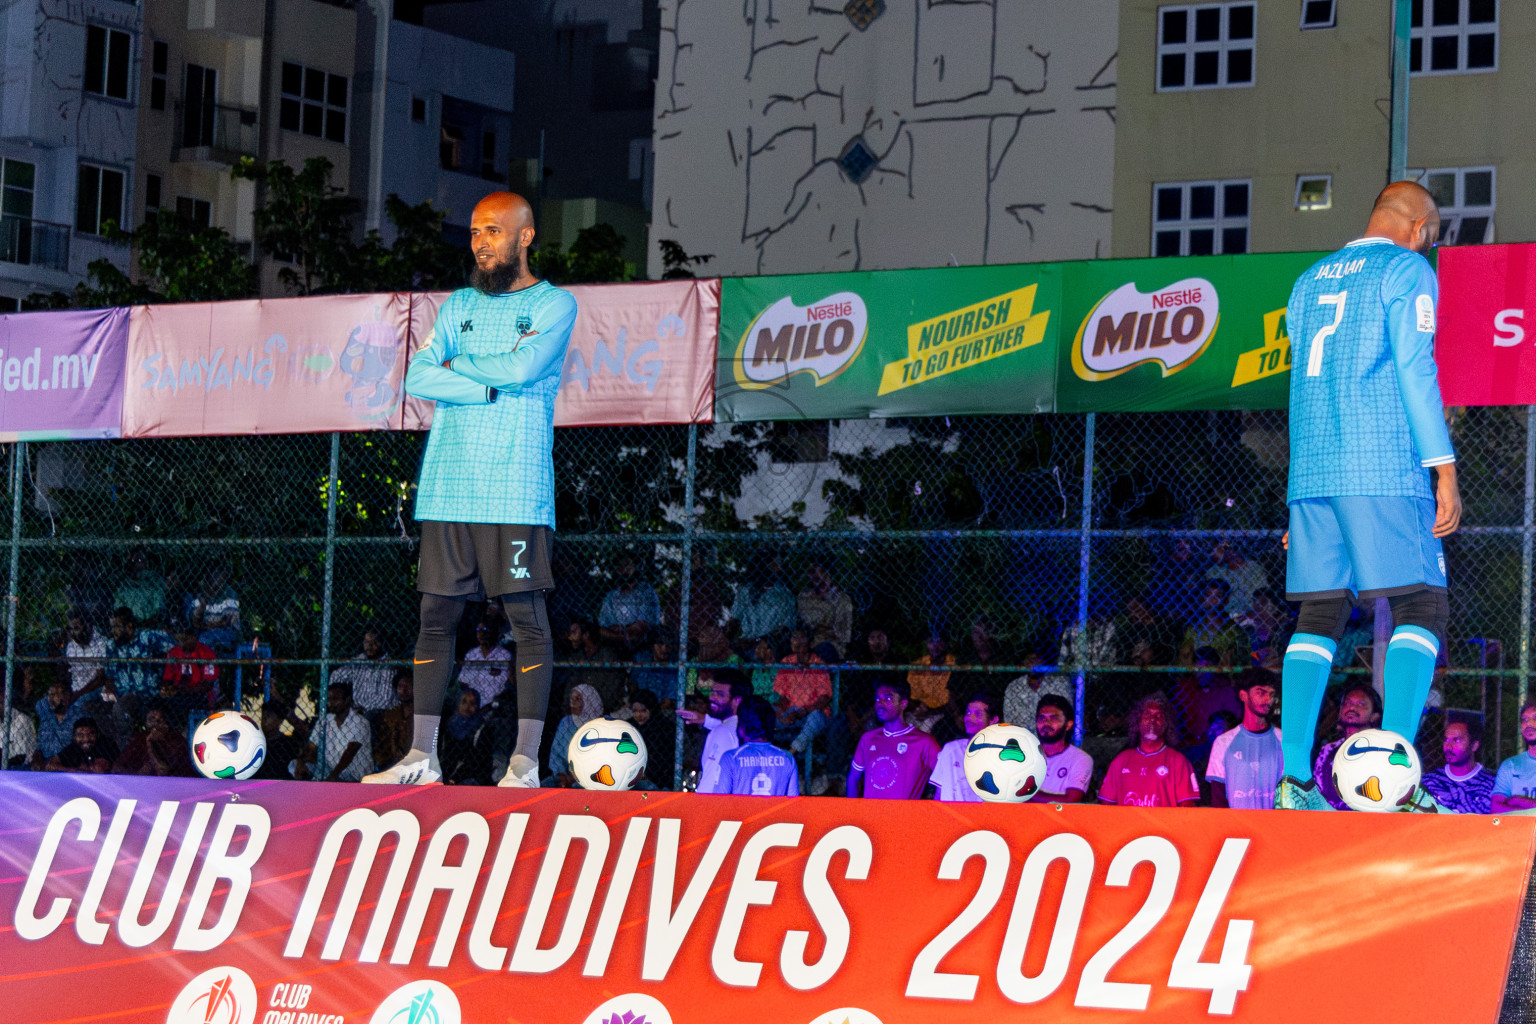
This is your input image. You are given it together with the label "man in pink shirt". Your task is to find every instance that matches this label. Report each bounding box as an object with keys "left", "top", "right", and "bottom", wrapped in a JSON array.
[
  {"left": 849, "top": 679, "right": 940, "bottom": 799},
  {"left": 1099, "top": 695, "right": 1201, "bottom": 808}
]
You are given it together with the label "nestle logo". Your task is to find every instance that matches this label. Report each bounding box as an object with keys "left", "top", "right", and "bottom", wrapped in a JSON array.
[
  {"left": 806, "top": 301, "right": 854, "bottom": 322},
  {"left": 1152, "top": 287, "right": 1202, "bottom": 309}
]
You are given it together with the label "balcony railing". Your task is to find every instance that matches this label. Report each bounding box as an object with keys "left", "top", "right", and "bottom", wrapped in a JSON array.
[
  {"left": 0, "top": 217, "right": 70, "bottom": 272},
  {"left": 174, "top": 102, "right": 259, "bottom": 164}
]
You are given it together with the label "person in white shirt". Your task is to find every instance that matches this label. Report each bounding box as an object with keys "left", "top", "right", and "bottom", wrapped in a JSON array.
[
  {"left": 460, "top": 621, "right": 512, "bottom": 705},
  {"left": 298, "top": 681, "right": 373, "bottom": 782},
  {"left": 932, "top": 693, "right": 1001, "bottom": 802},
  {"left": 64, "top": 611, "right": 109, "bottom": 696},
  {"left": 680, "top": 671, "right": 751, "bottom": 793},
  {"left": 1031, "top": 694, "right": 1093, "bottom": 802}
]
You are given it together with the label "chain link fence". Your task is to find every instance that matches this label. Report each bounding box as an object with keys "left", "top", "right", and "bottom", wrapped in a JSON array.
[{"left": 4, "top": 405, "right": 1532, "bottom": 790}]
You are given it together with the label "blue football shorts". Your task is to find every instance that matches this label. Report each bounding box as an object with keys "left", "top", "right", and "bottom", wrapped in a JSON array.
[{"left": 1286, "top": 495, "right": 1447, "bottom": 601}]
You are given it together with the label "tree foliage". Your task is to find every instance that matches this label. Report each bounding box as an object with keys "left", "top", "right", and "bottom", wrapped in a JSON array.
[{"left": 530, "top": 223, "right": 634, "bottom": 285}]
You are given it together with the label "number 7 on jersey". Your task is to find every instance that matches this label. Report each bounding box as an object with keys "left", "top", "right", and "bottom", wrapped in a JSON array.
[{"left": 1306, "top": 292, "right": 1347, "bottom": 377}]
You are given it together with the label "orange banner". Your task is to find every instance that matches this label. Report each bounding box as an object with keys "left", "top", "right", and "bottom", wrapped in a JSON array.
[{"left": 1, "top": 774, "right": 1531, "bottom": 1024}]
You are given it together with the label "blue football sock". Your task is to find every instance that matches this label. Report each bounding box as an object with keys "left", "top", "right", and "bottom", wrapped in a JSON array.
[
  {"left": 1382, "top": 626, "right": 1439, "bottom": 741},
  {"left": 1281, "top": 633, "right": 1337, "bottom": 782}
]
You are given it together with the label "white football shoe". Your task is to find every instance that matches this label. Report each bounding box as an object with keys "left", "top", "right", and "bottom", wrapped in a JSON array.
[
  {"left": 497, "top": 753, "right": 540, "bottom": 788},
  {"left": 361, "top": 750, "right": 443, "bottom": 785}
]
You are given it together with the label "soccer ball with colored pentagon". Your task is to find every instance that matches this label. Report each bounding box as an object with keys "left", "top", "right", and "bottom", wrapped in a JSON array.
[
  {"left": 191, "top": 711, "right": 267, "bottom": 780},
  {"left": 963, "top": 723, "right": 1048, "bottom": 802},
  {"left": 1331, "top": 727, "right": 1421, "bottom": 812},
  {"left": 568, "top": 716, "right": 648, "bottom": 791}
]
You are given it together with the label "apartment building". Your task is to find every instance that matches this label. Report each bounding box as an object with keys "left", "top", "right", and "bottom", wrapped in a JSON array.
[
  {"left": 0, "top": 0, "right": 142, "bottom": 308},
  {"left": 1114, "top": 0, "right": 1533, "bottom": 258}
]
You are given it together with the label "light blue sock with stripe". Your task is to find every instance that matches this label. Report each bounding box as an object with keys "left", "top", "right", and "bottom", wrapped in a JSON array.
[
  {"left": 1382, "top": 625, "right": 1439, "bottom": 742},
  {"left": 1281, "top": 633, "right": 1336, "bottom": 782}
]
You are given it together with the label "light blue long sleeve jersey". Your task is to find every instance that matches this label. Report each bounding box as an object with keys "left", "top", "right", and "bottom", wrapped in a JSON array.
[
  {"left": 406, "top": 281, "right": 578, "bottom": 526},
  {"left": 1286, "top": 238, "right": 1455, "bottom": 503}
]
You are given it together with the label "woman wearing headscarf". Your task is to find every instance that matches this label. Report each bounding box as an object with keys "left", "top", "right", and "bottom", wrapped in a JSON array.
[
  {"left": 545, "top": 683, "right": 604, "bottom": 787},
  {"left": 629, "top": 688, "right": 675, "bottom": 789}
]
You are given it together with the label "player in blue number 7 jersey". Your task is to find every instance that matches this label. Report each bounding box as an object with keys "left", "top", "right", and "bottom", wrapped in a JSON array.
[{"left": 1275, "top": 181, "right": 1462, "bottom": 812}]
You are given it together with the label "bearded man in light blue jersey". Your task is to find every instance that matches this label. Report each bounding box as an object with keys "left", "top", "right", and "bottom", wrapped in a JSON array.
[
  {"left": 1275, "top": 180, "right": 1461, "bottom": 811},
  {"left": 365, "top": 192, "right": 577, "bottom": 787}
]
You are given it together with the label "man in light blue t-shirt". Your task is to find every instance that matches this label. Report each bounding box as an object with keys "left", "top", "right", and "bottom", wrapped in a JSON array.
[
  {"left": 1208, "top": 669, "right": 1282, "bottom": 810},
  {"left": 1493, "top": 703, "right": 1536, "bottom": 814},
  {"left": 712, "top": 696, "right": 799, "bottom": 797}
]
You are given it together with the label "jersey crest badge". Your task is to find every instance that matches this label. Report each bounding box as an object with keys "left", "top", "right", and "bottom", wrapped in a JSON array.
[{"left": 516, "top": 315, "right": 535, "bottom": 336}]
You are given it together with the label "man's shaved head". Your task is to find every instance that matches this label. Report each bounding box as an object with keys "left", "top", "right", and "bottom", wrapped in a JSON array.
[
  {"left": 469, "top": 191, "right": 538, "bottom": 294},
  {"left": 1365, "top": 180, "right": 1440, "bottom": 255}
]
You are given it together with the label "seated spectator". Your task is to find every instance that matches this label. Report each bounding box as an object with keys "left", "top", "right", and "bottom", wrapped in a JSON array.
[
  {"left": 565, "top": 619, "right": 626, "bottom": 713},
  {"left": 460, "top": 621, "right": 512, "bottom": 706},
  {"left": 331, "top": 629, "right": 398, "bottom": 721},
  {"left": 630, "top": 688, "right": 676, "bottom": 789},
  {"left": 1081, "top": 699, "right": 1130, "bottom": 779},
  {"left": 372, "top": 671, "right": 415, "bottom": 772},
  {"left": 190, "top": 563, "right": 241, "bottom": 652},
  {"left": 907, "top": 633, "right": 956, "bottom": 712},
  {"left": 848, "top": 680, "right": 940, "bottom": 799},
  {"left": 254, "top": 700, "right": 307, "bottom": 780},
  {"left": 1235, "top": 588, "right": 1293, "bottom": 668},
  {"left": 1425, "top": 712, "right": 1493, "bottom": 814},
  {"left": 713, "top": 695, "right": 800, "bottom": 797},
  {"left": 161, "top": 622, "right": 220, "bottom": 716},
  {"left": 774, "top": 629, "right": 833, "bottom": 753},
  {"left": 4, "top": 685, "right": 36, "bottom": 767},
  {"left": 1118, "top": 595, "right": 1179, "bottom": 668},
  {"left": 1205, "top": 541, "right": 1267, "bottom": 617},
  {"left": 107, "top": 607, "right": 174, "bottom": 717},
  {"left": 932, "top": 693, "right": 1002, "bottom": 802},
  {"left": 1207, "top": 669, "right": 1282, "bottom": 809},
  {"left": 440, "top": 689, "right": 493, "bottom": 785},
  {"left": 630, "top": 630, "right": 679, "bottom": 701},
  {"left": 33, "top": 679, "right": 85, "bottom": 766},
  {"left": 294, "top": 682, "right": 372, "bottom": 783},
  {"left": 114, "top": 702, "right": 195, "bottom": 777},
  {"left": 546, "top": 683, "right": 606, "bottom": 788},
  {"left": 1031, "top": 695, "right": 1093, "bottom": 803},
  {"left": 114, "top": 547, "right": 166, "bottom": 627},
  {"left": 680, "top": 671, "right": 752, "bottom": 793},
  {"left": 1184, "top": 710, "right": 1239, "bottom": 784},
  {"left": 728, "top": 554, "right": 797, "bottom": 649},
  {"left": 686, "top": 623, "right": 742, "bottom": 696},
  {"left": 598, "top": 554, "right": 661, "bottom": 652},
  {"left": 748, "top": 636, "right": 780, "bottom": 698},
  {"left": 1098, "top": 696, "right": 1200, "bottom": 808},
  {"left": 46, "top": 717, "right": 116, "bottom": 773},
  {"left": 798, "top": 562, "right": 853, "bottom": 659},
  {"left": 666, "top": 548, "right": 725, "bottom": 644},
  {"left": 1179, "top": 581, "right": 1250, "bottom": 667},
  {"left": 1493, "top": 703, "right": 1536, "bottom": 814},
  {"left": 1313, "top": 684, "right": 1383, "bottom": 810},
  {"left": 1003, "top": 647, "right": 1072, "bottom": 733},
  {"left": 1170, "top": 646, "right": 1242, "bottom": 745},
  {"left": 63, "top": 610, "right": 109, "bottom": 697}
]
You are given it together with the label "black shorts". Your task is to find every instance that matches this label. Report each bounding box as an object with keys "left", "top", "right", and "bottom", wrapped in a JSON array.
[{"left": 417, "top": 521, "right": 553, "bottom": 599}]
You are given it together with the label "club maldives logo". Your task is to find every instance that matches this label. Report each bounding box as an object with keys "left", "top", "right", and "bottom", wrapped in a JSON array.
[
  {"left": 732, "top": 292, "right": 868, "bottom": 389},
  {"left": 1072, "top": 277, "right": 1219, "bottom": 381},
  {"left": 580, "top": 993, "right": 674, "bottom": 1024},
  {"left": 369, "top": 981, "right": 461, "bottom": 1024},
  {"left": 165, "top": 967, "right": 258, "bottom": 1024}
]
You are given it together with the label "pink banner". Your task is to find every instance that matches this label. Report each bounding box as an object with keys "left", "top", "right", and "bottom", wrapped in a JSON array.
[
  {"left": 402, "top": 279, "right": 719, "bottom": 429},
  {"left": 122, "top": 294, "right": 415, "bottom": 437},
  {"left": 1437, "top": 244, "right": 1536, "bottom": 406}
]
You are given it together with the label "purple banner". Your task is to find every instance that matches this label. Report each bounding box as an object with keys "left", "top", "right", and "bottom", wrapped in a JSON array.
[{"left": 0, "top": 308, "right": 127, "bottom": 440}]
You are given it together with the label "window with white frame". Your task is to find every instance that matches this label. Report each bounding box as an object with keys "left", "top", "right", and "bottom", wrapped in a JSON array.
[
  {"left": 1295, "top": 174, "right": 1332, "bottom": 211},
  {"left": 1411, "top": 0, "right": 1497, "bottom": 74},
  {"left": 280, "top": 62, "right": 348, "bottom": 143},
  {"left": 1157, "top": 3, "right": 1256, "bottom": 91},
  {"left": 1152, "top": 179, "right": 1250, "bottom": 256},
  {"left": 76, "top": 163, "right": 125, "bottom": 235},
  {"left": 1300, "top": 0, "right": 1337, "bottom": 29},
  {"left": 84, "top": 25, "right": 132, "bottom": 101},
  {"left": 1411, "top": 166, "right": 1494, "bottom": 245}
]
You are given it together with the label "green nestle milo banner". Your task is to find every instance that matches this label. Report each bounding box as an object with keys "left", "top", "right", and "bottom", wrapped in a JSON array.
[{"left": 715, "top": 251, "right": 1327, "bottom": 419}]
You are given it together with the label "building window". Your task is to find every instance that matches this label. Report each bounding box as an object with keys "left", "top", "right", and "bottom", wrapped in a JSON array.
[
  {"left": 145, "top": 173, "right": 161, "bottom": 213},
  {"left": 151, "top": 41, "right": 167, "bottom": 111},
  {"left": 84, "top": 25, "right": 132, "bottom": 101},
  {"left": 176, "top": 196, "right": 211, "bottom": 228},
  {"left": 411, "top": 96, "right": 426, "bottom": 122},
  {"left": 183, "top": 63, "right": 217, "bottom": 147},
  {"left": 1295, "top": 174, "right": 1332, "bottom": 211},
  {"left": 1300, "top": 0, "right": 1337, "bottom": 28},
  {"left": 439, "top": 96, "right": 505, "bottom": 178},
  {"left": 1412, "top": 166, "right": 1494, "bottom": 245},
  {"left": 1157, "top": 3, "right": 1256, "bottom": 90},
  {"left": 1411, "top": 0, "right": 1497, "bottom": 74},
  {"left": 77, "top": 164, "right": 126, "bottom": 235},
  {"left": 481, "top": 131, "right": 497, "bottom": 178},
  {"left": 1152, "top": 179, "right": 1250, "bottom": 256},
  {"left": 280, "top": 62, "right": 348, "bottom": 143}
]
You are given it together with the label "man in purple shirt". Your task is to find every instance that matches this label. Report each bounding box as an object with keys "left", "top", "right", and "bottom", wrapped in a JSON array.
[{"left": 849, "top": 679, "right": 940, "bottom": 799}]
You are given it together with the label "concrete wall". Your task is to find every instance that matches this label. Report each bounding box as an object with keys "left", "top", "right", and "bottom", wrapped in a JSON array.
[{"left": 648, "top": 0, "right": 1119, "bottom": 278}]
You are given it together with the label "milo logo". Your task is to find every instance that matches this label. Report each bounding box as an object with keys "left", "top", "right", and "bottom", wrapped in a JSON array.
[
  {"left": 1072, "top": 277, "right": 1219, "bottom": 381},
  {"left": 733, "top": 291, "right": 868, "bottom": 389}
]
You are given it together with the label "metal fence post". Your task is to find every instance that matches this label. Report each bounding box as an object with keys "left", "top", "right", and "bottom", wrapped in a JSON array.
[
  {"left": 315, "top": 432, "right": 341, "bottom": 777},
  {"left": 673, "top": 424, "right": 698, "bottom": 790},
  {"left": 1, "top": 442, "right": 21, "bottom": 770},
  {"left": 1074, "top": 414, "right": 1095, "bottom": 747},
  {"left": 1520, "top": 405, "right": 1535, "bottom": 712}
]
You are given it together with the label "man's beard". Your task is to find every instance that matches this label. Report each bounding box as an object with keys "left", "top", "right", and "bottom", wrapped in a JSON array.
[
  {"left": 471, "top": 249, "right": 522, "bottom": 294},
  {"left": 1037, "top": 726, "right": 1062, "bottom": 744}
]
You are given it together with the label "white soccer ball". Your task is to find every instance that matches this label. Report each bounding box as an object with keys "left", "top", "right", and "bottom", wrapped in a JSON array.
[
  {"left": 1331, "top": 727, "right": 1421, "bottom": 812},
  {"left": 963, "top": 723, "right": 1048, "bottom": 803},
  {"left": 191, "top": 710, "right": 267, "bottom": 780},
  {"left": 568, "top": 716, "right": 648, "bottom": 791}
]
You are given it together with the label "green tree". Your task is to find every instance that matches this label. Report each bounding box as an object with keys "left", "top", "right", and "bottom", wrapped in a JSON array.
[
  {"left": 657, "top": 238, "right": 714, "bottom": 279},
  {"left": 233, "top": 156, "right": 362, "bottom": 295},
  {"left": 531, "top": 223, "right": 635, "bottom": 284}
]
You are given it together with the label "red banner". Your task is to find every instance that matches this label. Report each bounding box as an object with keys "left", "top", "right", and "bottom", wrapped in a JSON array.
[
  {"left": 402, "top": 279, "right": 719, "bottom": 430},
  {"left": 1437, "top": 244, "right": 1536, "bottom": 405},
  {"left": 2, "top": 774, "right": 1532, "bottom": 1024}
]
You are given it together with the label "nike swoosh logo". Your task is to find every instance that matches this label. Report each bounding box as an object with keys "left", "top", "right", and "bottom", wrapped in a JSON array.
[
  {"left": 413, "top": 659, "right": 435, "bottom": 665},
  {"left": 521, "top": 663, "right": 543, "bottom": 673}
]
